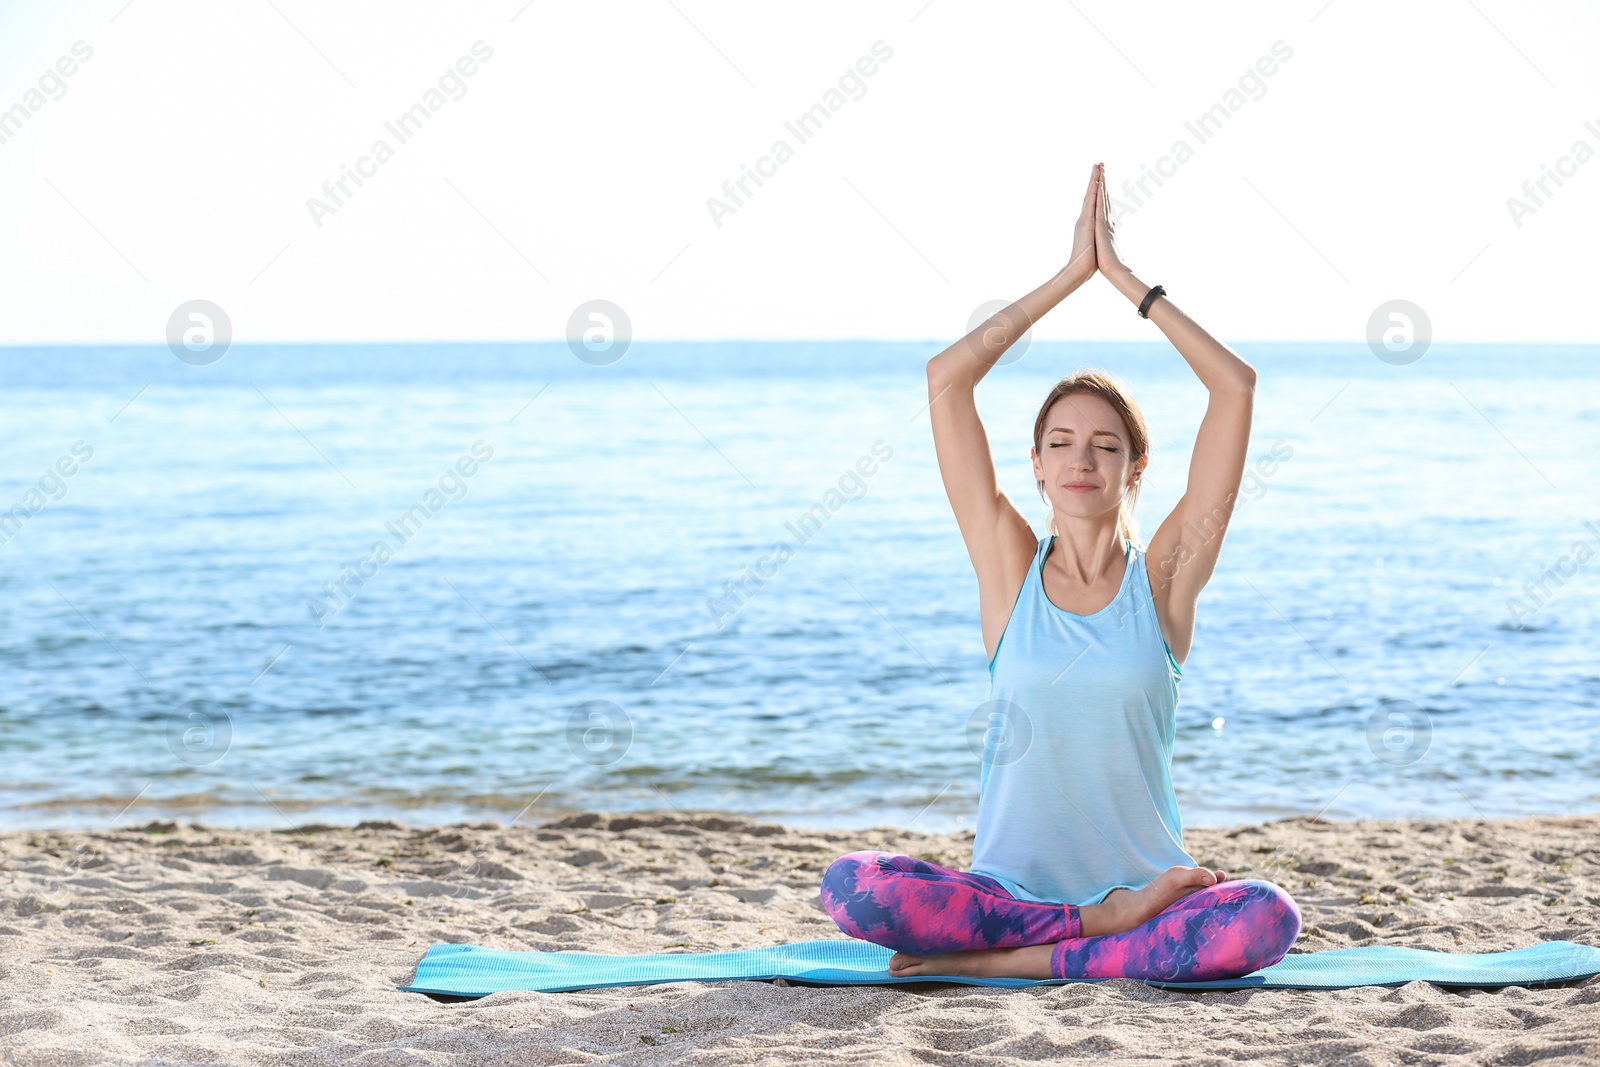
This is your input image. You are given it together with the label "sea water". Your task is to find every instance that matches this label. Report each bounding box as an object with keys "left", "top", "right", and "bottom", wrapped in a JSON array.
[{"left": 1, "top": 342, "right": 1596, "bottom": 833}]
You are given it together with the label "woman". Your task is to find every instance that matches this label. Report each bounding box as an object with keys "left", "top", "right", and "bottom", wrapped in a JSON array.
[{"left": 819, "top": 164, "right": 1301, "bottom": 982}]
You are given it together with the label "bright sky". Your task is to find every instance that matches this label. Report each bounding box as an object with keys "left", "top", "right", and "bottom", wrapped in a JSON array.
[{"left": 2, "top": 0, "right": 1598, "bottom": 344}]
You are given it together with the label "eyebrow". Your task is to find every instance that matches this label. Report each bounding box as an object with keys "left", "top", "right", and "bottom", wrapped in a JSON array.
[{"left": 1047, "top": 427, "right": 1122, "bottom": 439}]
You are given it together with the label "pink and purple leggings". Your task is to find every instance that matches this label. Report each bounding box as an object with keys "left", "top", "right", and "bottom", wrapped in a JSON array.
[{"left": 820, "top": 850, "right": 1301, "bottom": 982}]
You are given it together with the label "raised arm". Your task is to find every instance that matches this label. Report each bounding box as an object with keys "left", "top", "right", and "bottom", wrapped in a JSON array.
[
  {"left": 925, "top": 165, "right": 1101, "bottom": 663},
  {"left": 1091, "top": 162, "right": 1256, "bottom": 665}
]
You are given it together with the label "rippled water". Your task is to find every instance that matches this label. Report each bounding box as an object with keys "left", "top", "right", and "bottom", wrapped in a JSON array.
[{"left": 1, "top": 343, "right": 1596, "bottom": 832}]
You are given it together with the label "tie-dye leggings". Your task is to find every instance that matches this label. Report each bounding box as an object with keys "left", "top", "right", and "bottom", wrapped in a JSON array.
[{"left": 819, "top": 850, "right": 1301, "bottom": 982}]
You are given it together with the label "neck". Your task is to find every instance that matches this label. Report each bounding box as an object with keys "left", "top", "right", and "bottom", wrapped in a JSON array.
[{"left": 1047, "top": 521, "right": 1126, "bottom": 583}]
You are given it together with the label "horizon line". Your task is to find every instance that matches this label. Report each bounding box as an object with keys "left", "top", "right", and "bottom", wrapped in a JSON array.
[{"left": 2, "top": 339, "right": 1599, "bottom": 350}]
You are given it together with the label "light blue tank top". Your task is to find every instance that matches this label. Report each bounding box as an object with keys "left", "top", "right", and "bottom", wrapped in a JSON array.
[{"left": 968, "top": 534, "right": 1195, "bottom": 907}]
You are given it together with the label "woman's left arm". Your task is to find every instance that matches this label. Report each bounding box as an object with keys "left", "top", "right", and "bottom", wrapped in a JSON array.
[{"left": 1092, "top": 165, "right": 1256, "bottom": 664}]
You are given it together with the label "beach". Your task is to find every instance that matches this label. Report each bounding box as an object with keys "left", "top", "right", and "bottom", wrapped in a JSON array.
[
  {"left": 3, "top": 810, "right": 1596, "bottom": 1065},
  {"left": 6, "top": 0, "right": 1600, "bottom": 1057}
]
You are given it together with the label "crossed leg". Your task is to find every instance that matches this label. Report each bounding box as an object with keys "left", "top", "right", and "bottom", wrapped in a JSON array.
[{"left": 819, "top": 850, "right": 1301, "bottom": 982}]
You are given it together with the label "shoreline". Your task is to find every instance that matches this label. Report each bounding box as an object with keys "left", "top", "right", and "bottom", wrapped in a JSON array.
[
  {"left": 3, "top": 810, "right": 1596, "bottom": 1064},
  {"left": 9, "top": 797, "right": 1598, "bottom": 836}
]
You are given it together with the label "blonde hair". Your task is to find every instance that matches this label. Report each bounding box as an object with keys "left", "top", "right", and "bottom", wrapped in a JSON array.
[{"left": 1031, "top": 369, "right": 1149, "bottom": 549}]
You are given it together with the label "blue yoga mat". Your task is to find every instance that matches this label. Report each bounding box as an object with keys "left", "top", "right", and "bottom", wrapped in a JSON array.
[{"left": 399, "top": 937, "right": 1600, "bottom": 997}]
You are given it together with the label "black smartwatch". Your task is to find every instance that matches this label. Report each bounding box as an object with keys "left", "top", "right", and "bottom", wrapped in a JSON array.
[{"left": 1137, "top": 285, "right": 1166, "bottom": 319}]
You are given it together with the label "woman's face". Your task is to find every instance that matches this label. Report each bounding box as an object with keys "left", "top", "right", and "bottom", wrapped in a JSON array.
[{"left": 1031, "top": 392, "right": 1142, "bottom": 526}]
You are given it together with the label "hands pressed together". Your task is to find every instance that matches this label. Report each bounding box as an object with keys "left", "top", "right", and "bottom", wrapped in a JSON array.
[{"left": 1065, "top": 162, "right": 1132, "bottom": 293}]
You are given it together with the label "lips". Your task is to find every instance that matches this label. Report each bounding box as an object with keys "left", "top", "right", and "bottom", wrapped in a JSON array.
[{"left": 1064, "top": 483, "right": 1097, "bottom": 492}]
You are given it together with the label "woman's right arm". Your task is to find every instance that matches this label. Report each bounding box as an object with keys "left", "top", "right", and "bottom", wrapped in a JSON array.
[{"left": 924, "top": 166, "right": 1101, "bottom": 662}]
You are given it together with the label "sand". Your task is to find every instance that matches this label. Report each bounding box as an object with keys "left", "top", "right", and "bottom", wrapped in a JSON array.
[{"left": 1, "top": 810, "right": 1597, "bottom": 1065}]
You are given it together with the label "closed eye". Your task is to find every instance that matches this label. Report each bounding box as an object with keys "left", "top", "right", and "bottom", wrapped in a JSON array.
[{"left": 1050, "top": 443, "right": 1119, "bottom": 453}]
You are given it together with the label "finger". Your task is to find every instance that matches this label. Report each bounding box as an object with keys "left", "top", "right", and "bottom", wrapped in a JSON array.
[{"left": 1082, "top": 164, "right": 1098, "bottom": 211}]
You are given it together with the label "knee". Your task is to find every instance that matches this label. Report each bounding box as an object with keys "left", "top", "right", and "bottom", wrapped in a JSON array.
[
  {"left": 818, "top": 851, "right": 882, "bottom": 910},
  {"left": 1232, "top": 878, "right": 1302, "bottom": 961},
  {"left": 818, "top": 851, "right": 890, "bottom": 936}
]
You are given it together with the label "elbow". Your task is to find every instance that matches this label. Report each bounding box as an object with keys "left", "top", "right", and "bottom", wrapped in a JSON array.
[
  {"left": 925, "top": 354, "right": 973, "bottom": 405},
  {"left": 1235, "top": 362, "right": 1258, "bottom": 393}
]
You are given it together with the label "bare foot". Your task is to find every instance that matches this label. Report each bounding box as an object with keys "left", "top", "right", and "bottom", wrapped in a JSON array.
[
  {"left": 887, "top": 942, "right": 1055, "bottom": 979},
  {"left": 1079, "top": 865, "right": 1227, "bottom": 937},
  {"left": 882, "top": 866, "right": 1228, "bottom": 979}
]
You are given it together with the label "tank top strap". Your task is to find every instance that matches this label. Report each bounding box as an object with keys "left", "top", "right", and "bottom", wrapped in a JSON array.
[
  {"left": 1032, "top": 534, "right": 1053, "bottom": 585},
  {"left": 1128, "top": 540, "right": 1184, "bottom": 678}
]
